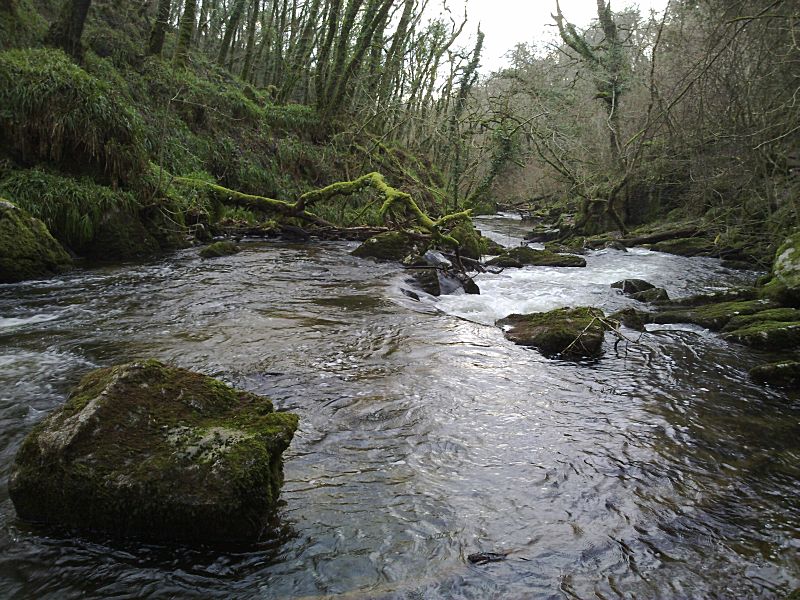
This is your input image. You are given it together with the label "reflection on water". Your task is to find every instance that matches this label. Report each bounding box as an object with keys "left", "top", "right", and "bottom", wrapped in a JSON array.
[{"left": 0, "top": 223, "right": 798, "bottom": 599}]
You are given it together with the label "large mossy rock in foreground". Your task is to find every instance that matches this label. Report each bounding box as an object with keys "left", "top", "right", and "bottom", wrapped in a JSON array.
[
  {"left": 487, "top": 246, "right": 586, "bottom": 268},
  {"left": 9, "top": 360, "right": 299, "bottom": 543},
  {"left": 498, "top": 307, "right": 608, "bottom": 359},
  {"left": 0, "top": 198, "right": 72, "bottom": 283}
]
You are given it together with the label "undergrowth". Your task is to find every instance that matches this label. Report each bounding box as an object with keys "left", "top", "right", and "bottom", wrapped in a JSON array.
[{"left": 0, "top": 168, "right": 136, "bottom": 248}]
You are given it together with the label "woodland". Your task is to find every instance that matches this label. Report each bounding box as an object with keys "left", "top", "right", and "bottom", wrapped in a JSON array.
[
  {"left": 0, "top": 0, "right": 797, "bottom": 265},
  {"left": 2, "top": 2, "right": 800, "bottom": 597}
]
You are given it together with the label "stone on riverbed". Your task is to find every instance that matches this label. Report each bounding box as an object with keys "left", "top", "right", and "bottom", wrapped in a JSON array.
[
  {"left": 487, "top": 246, "right": 586, "bottom": 268},
  {"left": 498, "top": 307, "right": 608, "bottom": 359},
  {"left": 9, "top": 360, "right": 298, "bottom": 543}
]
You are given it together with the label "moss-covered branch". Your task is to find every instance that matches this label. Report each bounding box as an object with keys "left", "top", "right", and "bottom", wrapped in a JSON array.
[
  {"left": 175, "top": 171, "right": 472, "bottom": 248},
  {"left": 173, "top": 177, "right": 336, "bottom": 228}
]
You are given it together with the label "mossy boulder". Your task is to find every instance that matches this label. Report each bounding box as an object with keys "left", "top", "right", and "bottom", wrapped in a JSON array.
[
  {"left": 486, "top": 246, "right": 586, "bottom": 268},
  {"left": 771, "top": 232, "right": 800, "bottom": 304},
  {"left": 9, "top": 360, "right": 298, "bottom": 543},
  {"left": 448, "top": 222, "right": 485, "bottom": 260},
  {"left": 652, "top": 299, "right": 779, "bottom": 331},
  {"left": 352, "top": 230, "right": 425, "bottom": 262},
  {"left": 722, "top": 321, "right": 800, "bottom": 349},
  {"left": 498, "top": 307, "right": 608, "bottom": 359},
  {"left": 669, "top": 288, "right": 757, "bottom": 307},
  {"left": 749, "top": 361, "right": 800, "bottom": 388},
  {"left": 0, "top": 198, "right": 72, "bottom": 283},
  {"left": 524, "top": 226, "right": 561, "bottom": 243},
  {"left": 200, "top": 240, "right": 241, "bottom": 259},
  {"left": 648, "top": 237, "right": 715, "bottom": 257},
  {"left": 721, "top": 308, "right": 800, "bottom": 332}
]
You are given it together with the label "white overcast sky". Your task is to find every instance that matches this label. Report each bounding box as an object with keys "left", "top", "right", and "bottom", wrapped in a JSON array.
[{"left": 433, "top": 0, "right": 670, "bottom": 72}]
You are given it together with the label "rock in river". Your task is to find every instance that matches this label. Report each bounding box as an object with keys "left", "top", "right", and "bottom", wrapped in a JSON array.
[
  {"left": 487, "top": 246, "right": 586, "bottom": 268},
  {"left": 498, "top": 307, "right": 608, "bottom": 359},
  {"left": 9, "top": 360, "right": 298, "bottom": 543},
  {"left": 352, "top": 230, "right": 425, "bottom": 262}
]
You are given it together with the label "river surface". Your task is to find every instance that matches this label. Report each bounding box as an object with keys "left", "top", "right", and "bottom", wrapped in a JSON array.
[{"left": 0, "top": 214, "right": 798, "bottom": 599}]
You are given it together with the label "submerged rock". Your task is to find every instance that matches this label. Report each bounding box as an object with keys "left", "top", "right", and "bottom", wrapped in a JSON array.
[
  {"left": 9, "top": 360, "right": 298, "bottom": 543},
  {"left": 0, "top": 198, "right": 72, "bottom": 283},
  {"left": 487, "top": 246, "right": 586, "bottom": 268},
  {"left": 352, "top": 230, "right": 425, "bottom": 262},
  {"left": 749, "top": 361, "right": 800, "bottom": 388},
  {"left": 200, "top": 240, "right": 241, "bottom": 258},
  {"left": 498, "top": 307, "right": 607, "bottom": 359}
]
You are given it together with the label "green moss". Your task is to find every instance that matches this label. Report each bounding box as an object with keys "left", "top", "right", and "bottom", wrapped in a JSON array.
[
  {"left": 351, "top": 230, "right": 426, "bottom": 262},
  {"left": 0, "top": 168, "right": 141, "bottom": 251},
  {"left": 0, "top": 0, "right": 46, "bottom": 50},
  {"left": 722, "top": 308, "right": 800, "bottom": 332},
  {"left": 653, "top": 299, "right": 779, "bottom": 331},
  {"left": 498, "top": 307, "right": 608, "bottom": 359},
  {"left": 722, "top": 320, "right": 800, "bottom": 349},
  {"left": 447, "top": 221, "right": 485, "bottom": 260},
  {"left": 0, "top": 197, "right": 72, "bottom": 283},
  {"left": 0, "top": 48, "right": 148, "bottom": 184},
  {"left": 648, "top": 236, "right": 715, "bottom": 257},
  {"left": 200, "top": 240, "right": 241, "bottom": 259},
  {"left": 9, "top": 360, "right": 298, "bottom": 543}
]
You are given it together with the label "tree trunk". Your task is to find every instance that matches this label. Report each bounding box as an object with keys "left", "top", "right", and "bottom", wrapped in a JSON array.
[
  {"left": 173, "top": 0, "right": 197, "bottom": 66},
  {"left": 240, "top": 0, "right": 260, "bottom": 80},
  {"left": 147, "top": 0, "right": 172, "bottom": 56},
  {"left": 45, "top": 0, "right": 92, "bottom": 61},
  {"left": 216, "top": 0, "right": 246, "bottom": 66}
]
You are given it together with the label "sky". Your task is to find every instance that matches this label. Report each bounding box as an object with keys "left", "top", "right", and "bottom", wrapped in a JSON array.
[{"left": 434, "top": 0, "right": 670, "bottom": 72}]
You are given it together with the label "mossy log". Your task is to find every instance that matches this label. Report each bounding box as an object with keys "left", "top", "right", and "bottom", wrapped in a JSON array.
[{"left": 175, "top": 172, "right": 471, "bottom": 249}]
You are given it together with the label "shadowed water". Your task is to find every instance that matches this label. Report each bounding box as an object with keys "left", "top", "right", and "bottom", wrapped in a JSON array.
[{"left": 0, "top": 216, "right": 797, "bottom": 599}]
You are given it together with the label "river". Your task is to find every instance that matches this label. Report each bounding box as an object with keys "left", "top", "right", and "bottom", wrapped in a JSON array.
[{"left": 0, "top": 214, "right": 797, "bottom": 599}]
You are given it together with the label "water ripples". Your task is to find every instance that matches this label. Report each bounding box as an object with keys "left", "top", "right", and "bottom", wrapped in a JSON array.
[{"left": 0, "top": 229, "right": 797, "bottom": 598}]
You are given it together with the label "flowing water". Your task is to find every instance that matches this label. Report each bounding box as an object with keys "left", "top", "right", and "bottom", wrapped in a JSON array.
[{"left": 0, "top": 215, "right": 798, "bottom": 599}]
